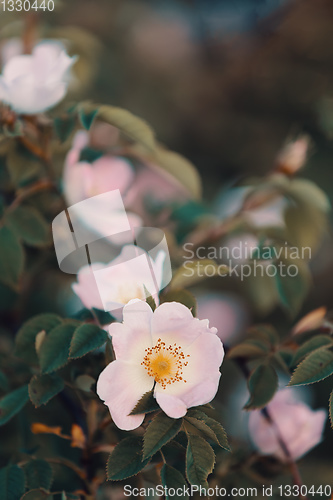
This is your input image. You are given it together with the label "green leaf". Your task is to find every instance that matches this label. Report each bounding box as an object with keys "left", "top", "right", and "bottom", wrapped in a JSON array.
[
  {"left": 78, "top": 107, "right": 98, "bottom": 130},
  {"left": 6, "top": 144, "right": 41, "bottom": 186},
  {"left": 0, "top": 370, "right": 9, "bottom": 392},
  {"left": 129, "top": 389, "right": 160, "bottom": 415},
  {"left": 244, "top": 364, "right": 278, "bottom": 410},
  {"left": 275, "top": 259, "right": 311, "bottom": 316},
  {"left": 20, "top": 490, "right": 52, "bottom": 500},
  {"left": 161, "top": 465, "right": 189, "bottom": 500},
  {"left": 185, "top": 435, "right": 215, "bottom": 488},
  {"left": 6, "top": 206, "right": 50, "bottom": 247},
  {"left": 28, "top": 374, "right": 64, "bottom": 407},
  {"left": 161, "top": 289, "right": 197, "bottom": 317},
  {"left": 289, "top": 347, "right": 333, "bottom": 386},
  {"left": 154, "top": 148, "right": 202, "bottom": 200},
  {"left": 227, "top": 341, "right": 268, "bottom": 360},
  {"left": 0, "top": 464, "right": 25, "bottom": 500},
  {"left": 15, "top": 313, "right": 63, "bottom": 365},
  {"left": 185, "top": 410, "right": 230, "bottom": 451},
  {"left": 247, "top": 324, "right": 280, "bottom": 347},
  {"left": 0, "top": 385, "right": 29, "bottom": 426},
  {"left": 107, "top": 436, "right": 151, "bottom": 481},
  {"left": 54, "top": 114, "right": 77, "bottom": 142},
  {"left": 81, "top": 103, "right": 156, "bottom": 152},
  {"left": 143, "top": 412, "right": 182, "bottom": 459},
  {"left": 0, "top": 225, "right": 24, "bottom": 288},
  {"left": 69, "top": 323, "right": 108, "bottom": 359},
  {"left": 23, "top": 459, "right": 53, "bottom": 491},
  {"left": 329, "top": 389, "right": 333, "bottom": 430},
  {"left": 170, "top": 260, "right": 228, "bottom": 290},
  {"left": 39, "top": 323, "right": 77, "bottom": 374},
  {"left": 143, "top": 285, "right": 157, "bottom": 312},
  {"left": 292, "top": 335, "right": 333, "bottom": 366}
]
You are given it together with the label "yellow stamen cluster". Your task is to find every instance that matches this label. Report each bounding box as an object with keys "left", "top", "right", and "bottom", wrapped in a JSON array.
[{"left": 141, "top": 338, "right": 190, "bottom": 389}]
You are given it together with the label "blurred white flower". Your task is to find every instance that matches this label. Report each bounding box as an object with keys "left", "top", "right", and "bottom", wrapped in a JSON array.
[
  {"left": 0, "top": 41, "right": 76, "bottom": 114},
  {"left": 276, "top": 136, "right": 310, "bottom": 175},
  {"left": 248, "top": 388, "right": 327, "bottom": 462},
  {"left": 73, "top": 245, "right": 166, "bottom": 318}
]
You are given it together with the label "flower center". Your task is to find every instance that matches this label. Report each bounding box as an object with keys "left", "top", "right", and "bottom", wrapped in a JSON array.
[{"left": 141, "top": 338, "right": 190, "bottom": 389}]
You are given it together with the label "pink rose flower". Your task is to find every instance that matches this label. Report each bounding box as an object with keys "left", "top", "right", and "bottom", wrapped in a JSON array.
[
  {"left": 0, "top": 41, "right": 76, "bottom": 114},
  {"left": 97, "top": 300, "right": 224, "bottom": 430},
  {"left": 248, "top": 389, "right": 327, "bottom": 461}
]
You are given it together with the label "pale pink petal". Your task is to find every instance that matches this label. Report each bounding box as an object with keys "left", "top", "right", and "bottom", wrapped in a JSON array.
[
  {"left": 122, "top": 299, "right": 154, "bottom": 333},
  {"left": 96, "top": 360, "right": 153, "bottom": 431},
  {"left": 151, "top": 301, "right": 217, "bottom": 348},
  {"left": 72, "top": 263, "right": 106, "bottom": 310},
  {"left": 92, "top": 156, "right": 134, "bottom": 195}
]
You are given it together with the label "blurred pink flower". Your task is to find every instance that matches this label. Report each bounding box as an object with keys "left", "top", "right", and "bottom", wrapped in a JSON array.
[
  {"left": 73, "top": 245, "right": 165, "bottom": 317},
  {"left": 248, "top": 389, "right": 327, "bottom": 461},
  {"left": 0, "top": 41, "right": 76, "bottom": 114},
  {"left": 97, "top": 299, "right": 224, "bottom": 430},
  {"left": 197, "top": 293, "right": 248, "bottom": 344}
]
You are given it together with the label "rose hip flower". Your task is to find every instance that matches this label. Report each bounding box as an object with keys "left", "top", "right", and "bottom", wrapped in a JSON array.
[
  {"left": 97, "top": 300, "right": 224, "bottom": 430},
  {"left": 72, "top": 245, "right": 165, "bottom": 316},
  {"left": 248, "top": 389, "right": 327, "bottom": 462},
  {"left": 0, "top": 41, "right": 76, "bottom": 114}
]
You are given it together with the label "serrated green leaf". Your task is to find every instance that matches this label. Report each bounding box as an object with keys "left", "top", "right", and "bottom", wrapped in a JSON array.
[
  {"left": 143, "top": 412, "right": 182, "bottom": 459},
  {"left": 6, "top": 145, "right": 41, "bottom": 186},
  {"left": 6, "top": 206, "right": 50, "bottom": 247},
  {"left": 227, "top": 342, "right": 268, "bottom": 360},
  {"left": 129, "top": 389, "right": 160, "bottom": 415},
  {"left": 0, "top": 385, "right": 29, "bottom": 426},
  {"left": 15, "top": 314, "right": 62, "bottom": 365},
  {"left": 107, "top": 436, "right": 150, "bottom": 481},
  {"left": 185, "top": 435, "right": 215, "bottom": 488},
  {"left": 161, "top": 465, "right": 189, "bottom": 500},
  {"left": 244, "top": 364, "right": 278, "bottom": 410},
  {"left": 39, "top": 323, "right": 76, "bottom": 374},
  {"left": 23, "top": 459, "right": 53, "bottom": 491},
  {"left": 69, "top": 323, "right": 108, "bottom": 359},
  {"left": 292, "top": 335, "right": 333, "bottom": 366},
  {"left": 186, "top": 410, "right": 230, "bottom": 451},
  {"left": 247, "top": 324, "right": 279, "bottom": 346},
  {"left": 275, "top": 259, "right": 311, "bottom": 316},
  {"left": 289, "top": 347, "right": 333, "bottom": 386},
  {"left": 170, "top": 260, "right": 228, "bottom": 290},
  {"left": 161, "top": 289, "right": 197, "bottom": 317},
  {"left": 0, "top": 464, "right": 25, "bottom": 500},
  {"left": 0, "top": 225, "right": 24, "bottom": 288},
  {"left": 28, "top": 374, "right": 64, "bottom": 407}
]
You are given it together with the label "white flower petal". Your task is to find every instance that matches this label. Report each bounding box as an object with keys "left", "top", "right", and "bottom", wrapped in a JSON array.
[{"left": 97, "top": 360, "right": 153, "bottom": 431}]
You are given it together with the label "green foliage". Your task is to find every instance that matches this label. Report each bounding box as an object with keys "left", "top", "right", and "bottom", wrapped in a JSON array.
[
  {"left": 161, "top": 289, "right": 197, "bottom": 316},
  {"left": 6, "top": 205, "right": 50, "bottom": 247},
  {"left": 23, "top": 459, "right": 53, "bottom": 491},
  {"left": 329, "top": 389, "right": 333, "bottom": 430},
  {"left": 185, "top": 435, "right": 215, "bottom": 488},
  {"left": 289, "top": 346, "right": 333, "bottom": 386},
  {"left": 143, "top": 412, "right": 183, "bottom": 459},
  {"left": 129, "top": 389, "right": 160, "bottom": 415},
  {"left": 185, "top": 410, "right": 230, "bottom": 451},
  {"left": 54, "top": 113, "right": 77, "bottom": 142},
  {"left": 69, "top": 323, "right": 108, "bottom": 359},
  {"left": 0, "top": 464, "right": 25, "bottom": 500},
  {"left": 170, "top": 259, "right": 227, "bottom": 290},
  {"left": 291, "top": 335, "right": 333, "bottom": 366},
  {"left": 6, "top": 144, "right": 42, "bottom": 186},
  {"left": 0, "top": 225, "right": 24, "bottom": 289},
  {"left": 21, "top": 490, "right": 52, "bottom": 500},
  {"left": 78, "top": 106, "right": 98, "bottom": 130},
  {"left": 274, "top": 259, "right": 311, "bottom": 316},
  {"left": 28, "top": 374, "right": 64, "bottom": 407},
  {"left": 227, "top": 340, "right": 269, "bottom": 360},
  {"left": 161, "top": 464, "right": 189, "bottom": 500},
  {"left": 107, "top": 436, "right": 151, "bottom": 481},
  {"left": 244, "top": 363, "right": 278, "bottom": 410},
  {"left": 15, "top": 313, "right": 63, "bottom": 365},
  {"left": 39, "top": 323, "right": 77, "bottom": 374},
  {"left": 0, "top": 385, "right": 29, "bottom": 426}
]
